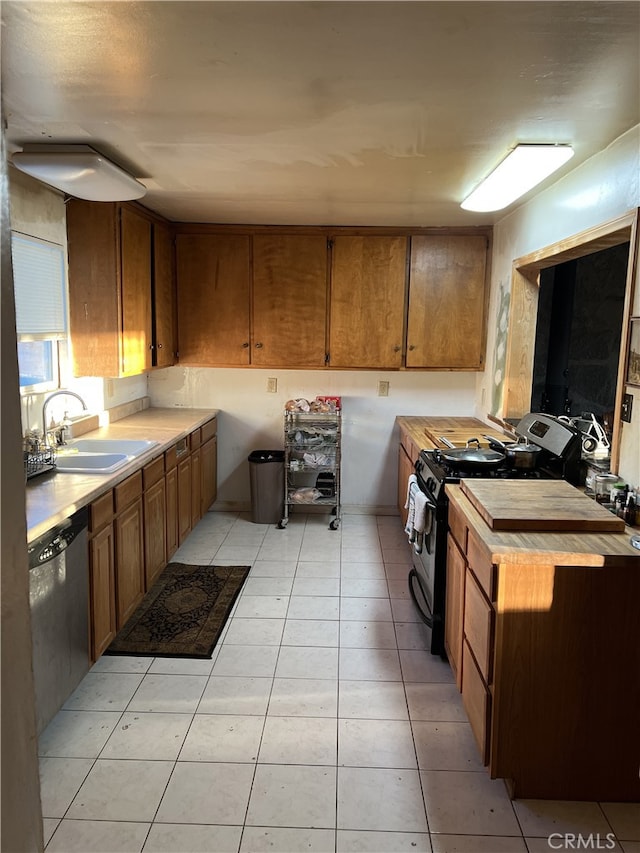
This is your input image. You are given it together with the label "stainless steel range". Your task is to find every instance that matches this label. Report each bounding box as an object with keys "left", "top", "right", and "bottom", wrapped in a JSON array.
[{"left": 408, "top": 412, "right": 583, "bottom": 656}]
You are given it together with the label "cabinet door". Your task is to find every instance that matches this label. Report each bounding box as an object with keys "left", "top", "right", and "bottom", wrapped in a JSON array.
[
  {"left": 89, "top": 524, "right": 116, "bottom": 661},
  {"left": 252, "top": 235, "right": 328, "bottom": 367},
  {"left": 177, "top": 455, "right": 192, "bottom": 544},
  {"left": 329, "top": 236, "right": 407, "bottom": 368},
  {"left": 406, "top": 235, "right": 488, "bottom": 369},
  {"left": 67, "top": 200, "right": 121, "bottom": 377},
  {"left": 165, "top": 466, "right": 179, "bottom": 560},
  {"left": 445, "top": 533, "right": 466, "bottom": 690},
  {"left": 115, "top": 497, "right": 145, "bottom": 626},
  {"left": 191, "top": 446, "right": 202, "bottom": 529},
  {"left": 176, "top": 234, "right": 251, "bottom": 365},
  {"left": 201, "top": 436, "right": 217, "bottom": 514},
  {"left": 153, "top": 221, "right": 176, "bottom": 368},
  {"left": 120, "top": 206, "right": 153, "bottom": 375},
  {"left": 144, "top": 480, "right": 166, "bottom": 589},
  {"left": 398, "top": 442, "right": 415, "bottom": 528}
]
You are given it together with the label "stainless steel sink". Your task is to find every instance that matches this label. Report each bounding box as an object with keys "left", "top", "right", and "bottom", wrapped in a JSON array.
[
  {"left": 68, "top": 438, "right": 158, "bottom": 458},
  {"left": 56, "top": 453, "right": 129, "bottom": 474}
]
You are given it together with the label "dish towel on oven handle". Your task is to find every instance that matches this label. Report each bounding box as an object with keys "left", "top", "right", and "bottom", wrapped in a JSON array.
[{"left": 404, "top": 474, "right": 428, "bottom": 553}]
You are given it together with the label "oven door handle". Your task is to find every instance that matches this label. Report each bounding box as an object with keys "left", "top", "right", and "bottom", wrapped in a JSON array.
[{"left": 422, "top": 497, "right": 437, "bottom": 554}]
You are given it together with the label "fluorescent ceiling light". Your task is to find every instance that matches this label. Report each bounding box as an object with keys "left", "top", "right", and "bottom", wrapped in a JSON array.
[
  {"left": 461, "top": 144, "right": 574, "bottom": 212},
  {"left": 12, "top": 145, "right": 146, "bottom": 201}
]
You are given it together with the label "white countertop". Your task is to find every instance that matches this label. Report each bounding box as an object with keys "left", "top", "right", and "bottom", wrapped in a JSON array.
[{"left": 26, "top": 407, "right": 217, "bottom": 543}]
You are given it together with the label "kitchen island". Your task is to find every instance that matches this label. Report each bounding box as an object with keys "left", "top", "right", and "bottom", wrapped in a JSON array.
[{"left": 446, "top": 481, "right": 640, "bottom": 802}]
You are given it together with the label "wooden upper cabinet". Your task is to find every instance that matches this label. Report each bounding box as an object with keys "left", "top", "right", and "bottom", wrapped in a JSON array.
[
  {"left": 406, "top": 235, "right": 489, "bottom": 369},
  {"left": 120, "top": 206, "right": 153, "bottom": 375},
  {"left": 329, "top": 236, "right": 407, "bottom": 368},
  {"left": 252, "top": 235, "right": 328, "bottom": 367},
  {"left": 153, "top": 220, "right": 176, "bottom": 368},
  {"left": 176, "top": 234, "right": 251, "bottom": 366},
  {"left": 67, "top": 200, "right": 175, "bottom": 377}
]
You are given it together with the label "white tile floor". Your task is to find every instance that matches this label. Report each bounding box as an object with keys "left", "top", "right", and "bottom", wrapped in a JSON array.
[{"left": 39, "top": 511, "right": 640, "bottom": 853}]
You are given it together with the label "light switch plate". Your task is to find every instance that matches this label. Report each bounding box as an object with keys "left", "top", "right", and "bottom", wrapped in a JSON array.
[
  {"left": 621, "top": 393, "right": 633, "bottom": 422},
  {"left": 378, "top": 380, "right": 390, "bottom": 397},
  {"left": 267, "top": 377, "right": 278, "bottom": 393}
]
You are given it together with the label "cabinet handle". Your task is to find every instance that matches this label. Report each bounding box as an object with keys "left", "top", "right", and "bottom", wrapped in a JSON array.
[
  {"left": 149, "top": 344, "right": 155, "bottom": 350},
  {"left": 408, "top": 344, "right": 415, "bottom": 351},
  {"left": 393, "top": 345, "right": 401, "bottom": 352},
  {"left": 157, "top": 343, "right": 163, "bottom": 349},
  {"left": 255, "top": 342, "right": 263, "bottom": 349},
  {"left": 242, "top": 342, "right": 249, "bottom": 348}
]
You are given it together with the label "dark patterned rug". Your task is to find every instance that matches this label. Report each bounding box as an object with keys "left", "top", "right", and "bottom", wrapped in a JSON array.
[{"left": 105, "top": 563, "right": 250, "bottom": 659}]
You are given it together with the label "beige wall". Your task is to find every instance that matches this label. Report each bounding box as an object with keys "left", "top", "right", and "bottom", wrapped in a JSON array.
[{"left": 481, "top": 126, "right": 640, "bottom": 488}]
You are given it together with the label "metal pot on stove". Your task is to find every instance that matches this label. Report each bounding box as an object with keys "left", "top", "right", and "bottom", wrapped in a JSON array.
[{"left": 483, "top": 434, "right": 542, "bottom": 470}]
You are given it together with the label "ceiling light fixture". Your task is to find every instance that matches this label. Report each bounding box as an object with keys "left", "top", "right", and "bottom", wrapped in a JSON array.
[
  {"left": 461, "top": 144, "right": 574, "bottom": 212},
  {"left": 11, "top": 145, "right": 146, "bottom": 201}
]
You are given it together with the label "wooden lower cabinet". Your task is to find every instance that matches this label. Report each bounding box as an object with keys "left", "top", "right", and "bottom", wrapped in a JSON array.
[
  {"left": 114, "top": 496, "right": 145, "bottom": 626},
  {"left": 89, "top": 523, "right": 116, "bottom": 660},
  {"left": 398, "top": 443, "right": 414, "bottom": 528},
  {"left": 201, "top": 436, "right": 217, "bottom": 514},
  {"left": 177, "top": 454, "right": 192, "bottom": 544},
  {"left": 444, "top": 534, "right": 465, "bottom": 690},
  {"left": 144, "top": 479, "right": 166, "bottom": 588},
  {"left": 191, "top": 446, "right": 201, "bottom": 529},
  {"left": 461, "top": 639, "right": 491, "bottom": 765},
  {"left": 165, "top": 464, "right": 179, "bottom": 560}
]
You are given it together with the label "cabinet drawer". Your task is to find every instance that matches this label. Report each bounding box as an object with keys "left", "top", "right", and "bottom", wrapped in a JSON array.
[
  {"left": 114, "top": 470, "right": 143, "bottom": 512},
  {"left": 467, "top": 529, "right": 495, "bottom": 600},
  {"left": 143, "top": 455, "right": 165, "bottom": 490},
  {"left": 448, "top": 500, "right": 468, "bottom": 553},
  {"left": 464, "top": 569, "right": 494, "bottom": 683},
  {"left": 90, "top": 491, "right": 114, "bottom": 534},
  {"left": 201, "top": 417, "right": 217, "bottom": 443},
  {"left": 165, "top": 444, "right": 177, "bottom": 471},
  {"left": 190, "top": 427, "right": 202, "bottom": 450},
  {"left": 462, "top": 639, "right": 491, "bottom": 765}
]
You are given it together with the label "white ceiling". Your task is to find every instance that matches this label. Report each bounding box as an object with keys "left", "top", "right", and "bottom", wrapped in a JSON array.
[{"left": 2, "top": 1, "right": 638, "bottom": 226}]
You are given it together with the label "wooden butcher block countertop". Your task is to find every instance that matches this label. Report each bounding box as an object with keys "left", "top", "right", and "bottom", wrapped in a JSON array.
[
  {"left": 397, "top": 415, "right": 508, "bottom": 453},
  {"left": 446, "top": 484, "right": 639, "bottom": 567}
]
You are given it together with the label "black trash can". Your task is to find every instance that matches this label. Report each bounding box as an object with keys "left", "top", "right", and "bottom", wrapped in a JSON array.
[{"left": 248, "top": 450, "right": 285, "bottom": 524}]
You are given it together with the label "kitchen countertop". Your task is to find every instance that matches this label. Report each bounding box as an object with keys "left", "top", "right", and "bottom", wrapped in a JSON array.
[
  {"left": 396, "top": 415, "right": 509, "bottom": 452},
  {"left": 447, "top": 483, "right": 640, "bottom": 567},
  {"left": 26, "top": 407, "right": 217, "bottom": 543}
]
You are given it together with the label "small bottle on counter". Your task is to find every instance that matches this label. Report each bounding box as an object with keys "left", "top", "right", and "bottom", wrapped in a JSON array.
[{"left": 623, "top": 493, "right": 636, "bottom": 526}]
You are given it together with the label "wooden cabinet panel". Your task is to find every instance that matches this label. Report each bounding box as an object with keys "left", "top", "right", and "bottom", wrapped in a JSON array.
[
  {"left": 89, "top": 523, "right": 116, "bottom": 661},
  {"left": 153, "top": 220, "right": 176, "bottom": 367},
  {"left": 462, "top": 640, "right": 491, "bottom": 765},
  {"left": 329, "top": 236, "right": 407, "bottom": 368},
  {"left": 114, "top": 470, "right": 143, "bottom": 514},
  {"left": 201, "top": 417, "right": 217, "bottom": 443},
  {"left": 176, "top": 234, "right": 251, "bottom": 365},
  {"left": 398, "top": 442, "right": 414, "bottom": 528},
  {"left": 177, "top": 455, "right": 192, "bottom": 545},
  {"left": 464, "top": 569, "right": 494, "bottom": 683},
  {"left": 445, "top": 533, "right": 466, "bottom": 690},
  {"left": 201, "top": 436, "right": 217, "bottom": 514},
  {"left": 115, "top": 497, "right": 145, "bottom": 627},
  {"left": 120, "top": 206, "right": 153, "bottom": 375},
  {"left": 90, "top": 491, "right": 114, "bottom": 534},
  {"left": 144, "top": 479, "right": 166, "bottom": 589},
  {"left": 143, "top": 456, "right": 165, "bottom": 490},
  {"left": 252, "top": 235, "right": 328, "bottom": 367},
  {"left": 467, "top": 530, "right": 495, "bottom": 601},
  {"left": 191, "top": 446, "right": 202, "bottom": 529},
  {"left": 165, "top": 465, "right": 179, "bottom": 560},
  {"left": 67, "top": 201, "right": 121, "bottom": 377},
  {"left": 67, "top": 200, "right": 174, "bottom": 378},
  {"left": 406, "top": 235, "right": 488, "bottom": 369}
]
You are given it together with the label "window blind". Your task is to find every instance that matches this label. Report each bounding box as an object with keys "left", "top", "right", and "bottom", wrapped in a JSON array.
[{"left": 11, "top": 232, "right": 67, "bottom": 337}]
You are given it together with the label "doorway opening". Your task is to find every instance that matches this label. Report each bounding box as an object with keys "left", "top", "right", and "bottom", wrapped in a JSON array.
[{"left": 531, "top": 242, "right": 629, "bottom": 422}]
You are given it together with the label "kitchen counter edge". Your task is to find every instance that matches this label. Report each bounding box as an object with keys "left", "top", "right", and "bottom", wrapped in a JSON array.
[{"left": 26, "top": 407, "right": 218, "bottom": 543}]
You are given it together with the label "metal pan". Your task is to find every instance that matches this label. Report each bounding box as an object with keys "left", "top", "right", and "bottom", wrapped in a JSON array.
[
  {"left": 436, "top": 438, "right": 505, "bottom": 471},
  {"left": 483, "top": 434, "right": 542, "bottom": 470}
]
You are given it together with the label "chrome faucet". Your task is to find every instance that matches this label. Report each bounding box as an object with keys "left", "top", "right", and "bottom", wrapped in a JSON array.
[{"left": 42, "top": 390, "right": 88, "bottom": 446}]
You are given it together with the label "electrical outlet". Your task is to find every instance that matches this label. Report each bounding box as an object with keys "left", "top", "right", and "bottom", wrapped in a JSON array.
[
  {"left": 621, "top": 392, "right": 633, "bottom": 423},
  {"left": 267, "top": 377, "right": 278, "bottom": 393},
  {"left": 377, "top": 380, "right": 389, "bottom": 397}
]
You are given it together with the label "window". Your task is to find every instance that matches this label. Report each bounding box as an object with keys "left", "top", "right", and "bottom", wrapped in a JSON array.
[{"left": 11, "top": 232, "right": 67, "bottom": 393}]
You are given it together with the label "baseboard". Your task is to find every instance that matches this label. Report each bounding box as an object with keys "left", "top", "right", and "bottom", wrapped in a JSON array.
[{"left": 208, "top": 501, "right": 399, "bottom": 517}]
